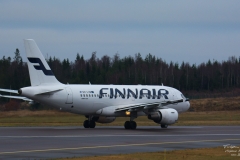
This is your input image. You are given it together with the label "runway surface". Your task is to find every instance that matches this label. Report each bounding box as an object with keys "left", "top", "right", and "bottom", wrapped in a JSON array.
[{"left": 0, "top": 126, "right": 240, "bottom": 160}]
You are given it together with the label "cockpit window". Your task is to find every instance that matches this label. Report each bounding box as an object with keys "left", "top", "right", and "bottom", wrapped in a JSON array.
[{"left": 181, "top": 94, "right": 186, "bottom": 99}]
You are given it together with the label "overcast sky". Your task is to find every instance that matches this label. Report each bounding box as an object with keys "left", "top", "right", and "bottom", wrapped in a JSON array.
[{"left": 0, "top": 0, "right": 240, "bottom": 65}]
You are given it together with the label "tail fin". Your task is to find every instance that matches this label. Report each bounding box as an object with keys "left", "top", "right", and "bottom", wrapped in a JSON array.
[{"left": 24, "top": 39, "right": 61, "bottom": 86}]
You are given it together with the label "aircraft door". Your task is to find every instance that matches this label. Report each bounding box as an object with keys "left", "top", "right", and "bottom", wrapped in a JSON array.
[{"left": 65, "top": 87, "right": 73, "bottom": 104}]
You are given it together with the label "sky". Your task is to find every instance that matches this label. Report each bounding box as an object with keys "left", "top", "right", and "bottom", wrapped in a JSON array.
[{"left": 0, "top": 0, "right": 240, "bottom": 65}]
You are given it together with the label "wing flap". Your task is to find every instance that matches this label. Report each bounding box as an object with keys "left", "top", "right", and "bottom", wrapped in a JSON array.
[
  {"left": 162, "top": 99, "right": 184, "bottom": 104},
  {"left": 115, "top": 102, "right": 160, "bottom": 112},
  {"left": 115, "top": 98, "right": 183, "bottom": 112}
]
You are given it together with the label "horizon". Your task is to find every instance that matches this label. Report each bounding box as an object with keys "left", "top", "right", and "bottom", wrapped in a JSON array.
[{"left": 1, "top": 1, "right": 240, "bottom": 65}]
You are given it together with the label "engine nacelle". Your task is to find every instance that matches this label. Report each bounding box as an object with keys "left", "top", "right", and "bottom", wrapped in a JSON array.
[
  {"left": 148, "top": 108, "right": 178, "bottom": 125},
  {"left": 92, "top": 116, "right": 116, "bottom": 123}
]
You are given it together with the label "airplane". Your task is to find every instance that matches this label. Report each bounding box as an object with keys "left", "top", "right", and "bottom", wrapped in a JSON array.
[{"left": 0, "top": 39, "right": 190, "bottom": 129}]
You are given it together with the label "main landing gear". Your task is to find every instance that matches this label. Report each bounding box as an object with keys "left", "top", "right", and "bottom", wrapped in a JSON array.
[
  {"left": 83, "top": 116, "right": 96, "bottom": 128},
  {"left": 124, "top": 121, "right": 137, "bottom": 129},
  {"left": 124, "top": 114, "right": 137, "bottom": 129}
]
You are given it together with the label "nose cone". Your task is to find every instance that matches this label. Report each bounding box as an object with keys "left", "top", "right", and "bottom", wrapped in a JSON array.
[{"left": 185, "top": 101, "right": 190, "bottom": 111}]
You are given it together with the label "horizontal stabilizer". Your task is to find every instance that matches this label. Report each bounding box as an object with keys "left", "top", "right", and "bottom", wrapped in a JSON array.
[
  {"left": 0, "top": 89, "right": 18, "bottom": 94},
  {"left": 0, "top": 94, "right": 32, "bottom": 102},
  {"left": 34, "top": 89, "right": 63, "bottom": 95}
]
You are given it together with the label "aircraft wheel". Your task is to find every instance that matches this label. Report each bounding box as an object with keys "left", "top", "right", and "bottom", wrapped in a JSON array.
[
  {"left": 89, "top": 120, "right": 96, "bottom": 128},
  {"left": 124, "top": 121, "right": 137, "bottom": 129},
  {"left": 130, "top": 121, "right": 137, "bottom": 129},
  {"left": 83, "top": 120, "right": 89, "bottom": 128},
  {"left": 124, "top": 121, "right": 131, "bottom": 129},
  {"left": 161, "top": 124, "right": 168, "bottom": 128}
]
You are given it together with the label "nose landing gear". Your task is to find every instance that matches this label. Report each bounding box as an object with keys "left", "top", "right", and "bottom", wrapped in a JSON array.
[{"left": 161, "top": 124, "right": 168, "bottom": 128}]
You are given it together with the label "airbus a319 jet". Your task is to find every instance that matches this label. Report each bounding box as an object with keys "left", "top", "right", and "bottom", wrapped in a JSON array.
[{"left": 0, "top": 39, "right": 190, "bottom": 129}]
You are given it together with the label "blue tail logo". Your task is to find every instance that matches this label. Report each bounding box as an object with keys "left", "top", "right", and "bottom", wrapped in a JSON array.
[{"left": 28, "top": 57, "right": 54, "bottom": 76}]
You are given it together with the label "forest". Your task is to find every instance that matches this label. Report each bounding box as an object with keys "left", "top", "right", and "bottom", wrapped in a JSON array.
[{"left": 0, "top": 48, "right": 240, "bottom": 100}]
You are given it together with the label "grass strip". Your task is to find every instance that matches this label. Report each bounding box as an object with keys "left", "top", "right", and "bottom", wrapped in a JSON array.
[
  {"left": 54, "top": 146, "right": 240, "bottom": 160},
  {"left": 0, "top": 110, "right": 240, "bottom": 127}
]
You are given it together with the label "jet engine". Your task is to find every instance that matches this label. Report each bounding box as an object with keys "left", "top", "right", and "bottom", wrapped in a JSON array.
[
  {"left": 92, "top": 116, "right": 116, "bottom": 123},
  {"left": 148, "top": 108, "right": 178, "bottom": 125}
]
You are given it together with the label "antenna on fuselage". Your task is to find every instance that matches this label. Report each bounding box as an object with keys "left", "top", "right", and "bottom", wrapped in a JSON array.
[
  {"left": 162, "top": 83, "right": 164, "bottom": 86},
  {"left": 89, "top": 82, "right": 91, "bottom": 85}
]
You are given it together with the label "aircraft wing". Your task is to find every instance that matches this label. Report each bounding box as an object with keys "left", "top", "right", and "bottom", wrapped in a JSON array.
[
  {"left": 0, "top": 94, "right": 33, "bottom": 102},
  {"left": 115, "top": 98, "right": 183, "bottom": 112},
  {"left": 0, "top": 88, "right": 18, "bottom": 94}
]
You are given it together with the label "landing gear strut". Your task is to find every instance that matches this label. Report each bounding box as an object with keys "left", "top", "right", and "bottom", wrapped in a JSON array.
[
  {"left": 83, "top": 116, "right": 96, "bottom": 128},
  {"left": 124, "top": 114, "right": 137, "bottom": 129}
]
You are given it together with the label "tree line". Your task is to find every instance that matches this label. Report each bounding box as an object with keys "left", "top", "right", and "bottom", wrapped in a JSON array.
[{"left": 0, "top": 49, "right": 240, "bottom": 99}]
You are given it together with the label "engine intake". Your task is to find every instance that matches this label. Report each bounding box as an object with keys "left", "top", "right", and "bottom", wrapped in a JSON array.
[{"left": 148, "top": 108, "right": 178, "bottom": 125}]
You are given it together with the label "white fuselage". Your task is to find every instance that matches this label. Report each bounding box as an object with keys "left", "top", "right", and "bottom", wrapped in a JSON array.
[{"left": 20, "top": 84, "right": 190, "bottom": 117}]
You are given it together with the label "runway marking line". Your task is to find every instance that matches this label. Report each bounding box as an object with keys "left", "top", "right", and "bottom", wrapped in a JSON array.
[
  {"left": 0, "top": 138, "right": 240, "bottom": 155},
  {"left": 1, "top": 133, "right": 240, "bottom": 138}
]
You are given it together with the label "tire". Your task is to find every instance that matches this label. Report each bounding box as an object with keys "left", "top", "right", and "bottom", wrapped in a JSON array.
[
  {"left": 124, "top": 121, "right": 130, "bottom": 129},
  {"left": 161, "top": 124, "right": 168, "bottom": 128},
  {"left": 83, "top": 120, "right": 89, "bottom": 128},
  {"left": 89, "top": 120, "right": 96, "bottom": 128},
  {"left": 130, "top": 121, "right": 137, "bottom": 129}
]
